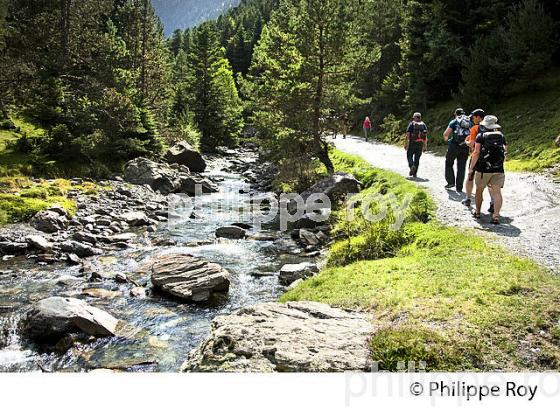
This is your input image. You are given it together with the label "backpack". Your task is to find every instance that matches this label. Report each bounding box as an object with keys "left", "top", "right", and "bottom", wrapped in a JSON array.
[
  {"left": 409, "top": 121, "right": 427, "bottom": 142},
  {"left": 451, "top": 115, "right": 471, "bottom": 145},
  {"left": 479, "top": 131, "right": 506, "bottom": 172}
]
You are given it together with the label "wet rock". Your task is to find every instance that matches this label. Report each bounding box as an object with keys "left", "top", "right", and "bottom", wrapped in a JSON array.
[
  {"left": 105, "top": 232, "right": 137, "bottom": 243},
  {"left": 165, "top": 141, "right": 207, "bottom": 173},
  {"left": 150, "top": 253, "right": 230, "bottom": 303},
  {"left": 115, "top": 272, "right": 128, "bottom": 284},
  {"left": 72, "top": 231, "right": 98, "bottom": 245},
  {"left": 55, "top": 275, "right": 84, "bottom": 286},
  {"left": 66, "top": 253, "right": 82, "bottom": 265},
  {"left": 279, "top": 262, "right": 319, "bottom": 286},
  {"left": 299, "top": 229, "right": 320, "bottom": 247},
  {"left": 182, "top": 302, "right": 373, "bottom": 372},
  {"left": 47, "top": 204, "right": 70, "bottom": 218},
  {"left": 30, "top": 210, "right": 68, "bottom": 233},
  {"left": 60, "top": 241, "right": 99, "bottom": 258},
  {"left": 131, "top": 287, "right": 147, "bottom": 299},
  {"left": 83, "top": 288, "right": 123, "bottom": 299},
  {"left": 0, "top": 241, "right": 29, "bottom": 255},
  {"left": 248, "top": 232, "right": 277, "bottom": 241},
  {"left": 179, "top": 175, "right": 219, "bottom": 195},
  {"left": 124, "top": 157, "right": 179, "bottom": 194},
  {"left": 232, "top": 222, "right": 253, "bottom": 230},
  {"left": 119, "top": 211, "right": 149, "bottom": 227},
  {"left": 23, "top": 297, "right": 120, "bottom": 341},
  {"left": 25, "top": 235, "right": 52, "bottom": 251},
  {"left": 216, "top": 226, "right": 247, "bottom": 240},
  {"left": 37, "top": 254, "right": 59, "bottom": 264}
]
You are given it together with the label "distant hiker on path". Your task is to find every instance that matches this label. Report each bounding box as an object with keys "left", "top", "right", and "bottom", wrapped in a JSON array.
[
  {"left": 363, "top": 116, "right": 372, "bottom": 141},
  {"left": 405, "top": 112, "right": 428, "bottom": 178},
  {"left": 443, "top": 108, "right": 471, "bottom": 193},
  {"left": 469, "top": 115, "right": 508, "bottom": 225}
]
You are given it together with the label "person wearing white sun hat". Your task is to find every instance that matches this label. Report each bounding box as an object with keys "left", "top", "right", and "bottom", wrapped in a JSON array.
[{"left": 469, "top": 115, "right": 508, "bottom": 225}]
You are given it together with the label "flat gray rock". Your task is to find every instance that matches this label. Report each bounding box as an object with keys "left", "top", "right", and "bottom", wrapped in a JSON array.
[
  {"left": 150, "top": 253, "right": 230, "bottom": 303},
  {"left": 182, "top": 302, "right": 373, "bottom": 372},
  {"left": 23, "top": 297, "right": 120, "bottom": 341}
]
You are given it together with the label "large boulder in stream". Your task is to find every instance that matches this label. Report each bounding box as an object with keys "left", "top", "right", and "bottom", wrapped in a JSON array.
[
  {"left": 23, "top": 297, "right": 120, "bottom": 341},
  {"left": 30, "top": 210, "right": 68, "bottom": 233},
  {"left": 216, "top": 225, "right": 247, "bottom": 239},
  {"left": 165, "top": 141, "right": 207, "bottom": 173},
  {"left": 182, "top": 302, "right": 374, "bottom": 372},
  {"left": 124, "top": 157, "right": 180, "bottom": 194},
  {"left": 150, "top": 253, "right": 230, "bottom": 303}
]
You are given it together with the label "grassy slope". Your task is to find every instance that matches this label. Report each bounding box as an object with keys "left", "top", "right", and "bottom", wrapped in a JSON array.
[
  {"left": 0, "top": 118, "right": 110, "bottom": 225},
  {"left": 376, "top": 71, "right": 560, "bottom": 172},
  {"left": 282, "top": 151, "right": 560, "bottom": 371}
]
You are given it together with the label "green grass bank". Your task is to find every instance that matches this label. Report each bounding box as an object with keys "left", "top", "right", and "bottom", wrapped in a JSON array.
[{"left": 282, "top": 151, "right": 560, "bottom": 371}]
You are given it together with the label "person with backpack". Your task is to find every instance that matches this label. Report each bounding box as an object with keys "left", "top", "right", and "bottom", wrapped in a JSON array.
[
  {"left": 443, "top": 108, "right": 471, "bottom": 192},
  {"left": 462, "top": 108, "right": 486, "bottom": 207},
  {"left": 404, "top": 112, "right": 428, "bottom": 178},
  {"left": 468, "top": 115, "right": 508, "bottom": 225},
  {"left": 363, "top": 116, "right": 372, "bottom": 141}
]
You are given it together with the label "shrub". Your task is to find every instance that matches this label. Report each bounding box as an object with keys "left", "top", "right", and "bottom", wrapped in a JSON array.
[{"left": 379, "top": 114, "right": 404, "bottom": 143}]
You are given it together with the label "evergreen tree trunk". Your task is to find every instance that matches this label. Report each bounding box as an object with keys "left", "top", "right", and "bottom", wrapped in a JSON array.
[{"left": 313, "top": 23, "right": 334, "bottom": 174}]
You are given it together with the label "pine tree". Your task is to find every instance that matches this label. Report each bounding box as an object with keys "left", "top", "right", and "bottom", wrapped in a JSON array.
[
  {"left": 248, "top": 0, "right": 359, "bottom": 174},
  {"left": 188, "top": 23, "right": 243, "bottom": 150}
]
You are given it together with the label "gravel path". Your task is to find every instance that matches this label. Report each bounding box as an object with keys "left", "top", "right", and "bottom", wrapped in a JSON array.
[{"left": 333, "top": 136, "right": 560, "bottom": 273}]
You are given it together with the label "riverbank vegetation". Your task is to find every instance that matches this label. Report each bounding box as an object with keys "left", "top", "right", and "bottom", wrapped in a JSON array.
[
  {"left": 0, "top": 176, "right": 104, "bottom": 225},
  {"left": 283, "top": 152, "right": 560, "bottom": 371}
]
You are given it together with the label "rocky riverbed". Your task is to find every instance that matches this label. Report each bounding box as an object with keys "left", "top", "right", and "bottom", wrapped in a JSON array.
[{"left": 0, "top": 143, "right": 368, "bottom": 373}]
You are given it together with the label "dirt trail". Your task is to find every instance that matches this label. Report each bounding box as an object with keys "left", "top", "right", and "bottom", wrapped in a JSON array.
[{"left": 333, "top": 136, "right": 560, "bottom": 273}]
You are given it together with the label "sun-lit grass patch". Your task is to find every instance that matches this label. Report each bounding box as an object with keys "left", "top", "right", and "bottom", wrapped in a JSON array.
[{"left": 283, "top": 151, "right": 560, "bottom": 371}]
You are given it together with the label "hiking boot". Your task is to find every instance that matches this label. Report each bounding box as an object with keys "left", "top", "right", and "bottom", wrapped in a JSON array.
[
  {"left": 488, "top": 203, "right": 495, "bottom": 214},
  {"left": 445, "top": 184, "right": 455, "bottom": 189},
  {"left": 462, "top": 198, "right": 471, "bottom": 207}
]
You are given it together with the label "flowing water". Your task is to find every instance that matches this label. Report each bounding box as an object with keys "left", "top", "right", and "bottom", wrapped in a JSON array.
[{"left": 0, "top": 155, "right": 309, "bottom": 372}]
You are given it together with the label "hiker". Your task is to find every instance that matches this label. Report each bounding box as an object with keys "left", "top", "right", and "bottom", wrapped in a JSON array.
[
  {"left": 363, "top": 116, "right": 372, "bottom": 141},
  {"left": 462, "top": 109, "right": 486, "bottom": 207},
  {"left": 443, "top": 108, "right": 471, "bottom": 193},
  {"left": 469, "top": 115, "right": 508, "bottom": 225},
  {"left": 405, "top": 112, "right": 428, "bottom": 178}
]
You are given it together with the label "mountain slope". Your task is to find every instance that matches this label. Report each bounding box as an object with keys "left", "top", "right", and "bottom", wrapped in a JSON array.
[{"left": 152, "top": 0, "right": 240, "bottom": 35}]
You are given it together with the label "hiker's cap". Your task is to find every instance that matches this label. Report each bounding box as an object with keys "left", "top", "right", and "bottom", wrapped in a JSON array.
[
  {"left": 413, "top": 112, "right": 422, "bottom": 119},
  {"left": 480, "top": 115, "right": 501, "bottom": 130},
  {"left": 470, "top": 108, "right": 485, "bottom": 118},
  {"left": 455, "top": 108, "right": 465, "bottom": 116}
]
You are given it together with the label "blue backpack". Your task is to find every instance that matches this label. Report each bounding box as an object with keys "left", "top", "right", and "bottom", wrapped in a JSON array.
[{"left": 452, "top": 115, "right": 471, "bottom": 145}]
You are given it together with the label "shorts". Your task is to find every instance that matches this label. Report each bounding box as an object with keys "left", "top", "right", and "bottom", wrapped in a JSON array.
[{"left": 475, "top": 172, "right": 505, "bottom": 189}]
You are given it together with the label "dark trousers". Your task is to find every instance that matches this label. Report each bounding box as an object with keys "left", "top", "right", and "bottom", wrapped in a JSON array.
[
  {"left": 407, "top": 142, "right": 423, "bottom": 173},
  {"left": 445, "top": 143, "right": 469, "bottom": 191}
]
